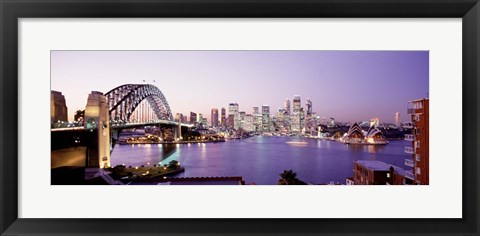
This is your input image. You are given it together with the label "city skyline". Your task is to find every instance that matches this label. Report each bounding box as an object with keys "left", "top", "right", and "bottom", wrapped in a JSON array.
[{"left": 51, "top": 50, "right": 429, "bottom": 123}]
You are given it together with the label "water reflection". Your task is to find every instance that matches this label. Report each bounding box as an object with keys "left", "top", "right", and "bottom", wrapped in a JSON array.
[{"left": 110, "top": 137, "right": 409, "bottom": 184}]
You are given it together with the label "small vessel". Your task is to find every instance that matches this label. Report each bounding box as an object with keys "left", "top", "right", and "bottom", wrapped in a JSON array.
[{"left": 286, "top": 141, "right": 309, "bottom": 146}]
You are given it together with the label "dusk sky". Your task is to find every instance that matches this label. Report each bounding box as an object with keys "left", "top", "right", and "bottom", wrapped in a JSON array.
[{"left": 51, "top": 51, "right": 428, "bottom": 123}]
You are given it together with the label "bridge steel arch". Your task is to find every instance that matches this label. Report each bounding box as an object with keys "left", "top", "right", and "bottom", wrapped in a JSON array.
[{"left": 104, "top": 84, "right": 173, "bottom": 122}]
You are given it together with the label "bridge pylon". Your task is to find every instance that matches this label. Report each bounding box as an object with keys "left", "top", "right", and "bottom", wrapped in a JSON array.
[{"left": 84, "top": 91, "right": 111, "bottom": 168}]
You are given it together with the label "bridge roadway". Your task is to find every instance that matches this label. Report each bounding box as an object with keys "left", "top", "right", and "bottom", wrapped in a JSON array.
[{"left": 51, "top": 120, "right": 194, "bottom": 132}]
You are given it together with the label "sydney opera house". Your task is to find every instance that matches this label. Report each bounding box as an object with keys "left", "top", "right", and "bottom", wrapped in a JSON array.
[{"left": 339, "top": 123, "right": 388, "bottom": 145}]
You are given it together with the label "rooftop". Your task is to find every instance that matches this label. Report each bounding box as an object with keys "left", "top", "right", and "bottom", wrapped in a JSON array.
[{"left": 355, "top": 160, "right": 410, "bottom": 176}]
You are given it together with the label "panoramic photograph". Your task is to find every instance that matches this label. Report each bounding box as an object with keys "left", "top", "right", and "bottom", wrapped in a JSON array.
[{"left": 50, "top": 50, "right": 429, "bottom": 185}]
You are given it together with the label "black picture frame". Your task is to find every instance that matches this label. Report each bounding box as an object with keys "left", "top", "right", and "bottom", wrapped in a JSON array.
[{"left": 1, "top": 0, "right": 479, "bottom": 235}]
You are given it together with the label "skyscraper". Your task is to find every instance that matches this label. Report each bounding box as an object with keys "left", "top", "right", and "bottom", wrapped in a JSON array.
[
  {"left": 291, "top": 95, "right": 301, "bottom": 132},
  {"left": 245, "top": 114, "right": 254, "bottom": 132},
  {"left": 253, "top": 106, "right": 259, "bottom": 114},
  {"left": 253, "top": 107, "right": 261, "bottom": 132},
  {"left": 395, "top": 112, "right": 401, "bottom": 126},
  {"left": 211, "top": 108, "right": 219, "bottom": 128},
  {"left": 306, "top": 98, "right": 312, "bottom": 116},
  {"left": 175, "top": 113, "right": 183, "bottom": 122},
  {"left": 284, "top": 98, "right": 291, "bottom": 116},
  {"left": 228, "top": 114, "right": 235, "bottom": 129},
  {"left": 262, "top": 105, "right": 270, "bottom": 132},
  {"left": 293, "top": 95, "right": 301, "bottom": 114},
  {"left": 370, "top": 117, "right": 380, "bottom": 128},
  {"left": 239, "top": 111, "right": 246, "bottom": 130},
  {"left": 190, "top": 112, "right": 197, "bottom": 124},
  {"left": 221, "top": 107, "right": 226, "bottom": 127},
  {"left": 228, "top": 103, "right": 239, "bottom": 130}
]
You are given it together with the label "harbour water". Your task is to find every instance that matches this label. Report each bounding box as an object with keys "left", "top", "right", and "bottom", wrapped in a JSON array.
[{"left": 110, "top": 136, "right": 410, "bottom": 185}]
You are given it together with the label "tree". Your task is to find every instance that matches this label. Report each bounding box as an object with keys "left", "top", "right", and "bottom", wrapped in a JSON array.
[
  {"left": 168, "top": 160, "right": 179, "bottom": 169},
  {"left": 278, "top": 169, "right": 307, "bottom": 185},
  {"left": 111, "top": 165, "right": 126, "bottom": 177}
]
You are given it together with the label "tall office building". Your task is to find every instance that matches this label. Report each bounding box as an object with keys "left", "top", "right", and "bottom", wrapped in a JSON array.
[
  {"left": 370, "top": 117, "right": 380, "bottom": 128},
  {"left": 405, "top": 98, "right": 429, "bottom": 185},
  {"left": 190, "top": 112, "right": 197, "bottom": 124},
  {"left": 284, "top": 98, "right": 291, "bottom": 116},
  {"left": 245, "top": 114, "right": 254, "bottom": 132},
  {"left": 276, "top": 108, "right": 286, "bottom": 126},
  {"left": 306, "top": 98, "right": 312, "bottom": 116},
  {"left": 395, "top": 112, "right": 401, "bottom": 126},
  {"left": 253, "top": 107, "right": 261, "bottom": 132},
  {"left": 51, "top": 90, "right": 68, "bottom": 123},
  {"left": 197, "top": 113, "right": 203, "bottom": 128},
  {"left": 293, "top": 95, "right": 301, "bottom": 114},
  {"left": 291, "top": 95, "right": 301, "bottom": 132},
  {"left": 253, "top": 106, "right": 259, "bottom": 114},
  {"left": 175, "top": 113, "right": 183, "bottom": 122},
  {"left": 220, "top": 107, "right": 226, "bottom": 127},
  {"left": 328, "top": 117, "right": 335, "bottom": 127},
  {"left": 262, "top": 105, "right": 270, "bottom": 132},
  {"left": 228, "top": 103, "right": 239, "bottom": 130},
  {"left": 239, "top": 111, "right": 246, "bottom": 130},
  {"left": 228, "top": 114, "right": 235, "bottom": 129},
  {"left": 211, "top": 108, "right": 219, "bottom": 128},
  {"left": 300, "top": 107, "right": 305, "bottom": 132}
]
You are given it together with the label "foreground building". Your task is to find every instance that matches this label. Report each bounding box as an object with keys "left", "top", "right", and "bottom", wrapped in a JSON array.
[
  {"left": 405, "top": 98, "right": 429, "bottom": 185},
  {"left": 352, "top": 160, "right": 413, "bottom": 185}
]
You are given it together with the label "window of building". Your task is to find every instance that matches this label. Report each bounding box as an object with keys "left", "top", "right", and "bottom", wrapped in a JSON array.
[
  {"left": 416, "top": 167, "right": 421, "bottom": 175},
  {"left": 413, "top": 102, "right": 423, "bottom": 109},
  {"left": 387, "top": 173, "right": 390, "bottom": 178}
]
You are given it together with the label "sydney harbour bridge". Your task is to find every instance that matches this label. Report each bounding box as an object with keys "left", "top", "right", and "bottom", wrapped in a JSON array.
[{"left": 51, "top": 84, "right": 193, "bottom": 170}]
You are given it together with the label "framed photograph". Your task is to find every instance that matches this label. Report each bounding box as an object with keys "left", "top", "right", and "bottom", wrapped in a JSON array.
[{"left": 1, "top": 0, "right": 479, "bottom": 235}]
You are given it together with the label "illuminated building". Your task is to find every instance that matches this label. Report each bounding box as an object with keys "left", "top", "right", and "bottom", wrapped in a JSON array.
[
  {"left": 284, "top": 98, "right": 291, "bottom": 116},
  {"left": 228, "top": 114, "right": 234, "bottom": 129},
  {"left": 190, "top": 112, "right": 197, "bottom": 124},
  {"left": 341, "top": 122, "right": 387, "bottom": 145},
  {"left": 328, "top": 117, "right": 335, "bottom": 127},
  {"left": 291, "top": 95, "right": 301, "bottom": 132},
  {"left": 228, "top": 103, "right": 239, "bottom": 130},
  {"left": 306, "top": 98, "right": 312, "bottom": 116},
  {"left": 245, "top": 114, "right": 254, "bottom": 131},
  {"left": 211, "top": 108, "right": 219, "bottom": 128},
  {"left": 220, "top": 107, "right": 226, "bottom": 127},
  {"left": 300, "top": 107, "right": 305, "bottom": 132},
  {"left": 370, "top": 117, "right": 380, "bottom": 128},
  {"left": 239, "top": 111, "right": 246, "bottom": 130},
  {"left": 253, "top": 107, "right": 261, "bottom": 132},
  {"left": 276, "top": 108, "right": 286, "bottom": 127},
  {"left": 175, "top": 113, "right": 183, "bottom": 122},
  {"left": 201, "top": 118, "right": 208, "bottom": 128},
  {"left": 405, "top": 98, "right": 429, "bottom": 185},
  {"left": 262, "top": 105, "right": 270, "bottom": 132},
  {"left": 395, "top": 112, "right": 401, "bottom": 126}
]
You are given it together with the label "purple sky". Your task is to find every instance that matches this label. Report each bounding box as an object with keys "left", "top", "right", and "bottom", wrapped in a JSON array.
[{"left": 51, "top": 51, "right": 428, "bottom": 123}]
